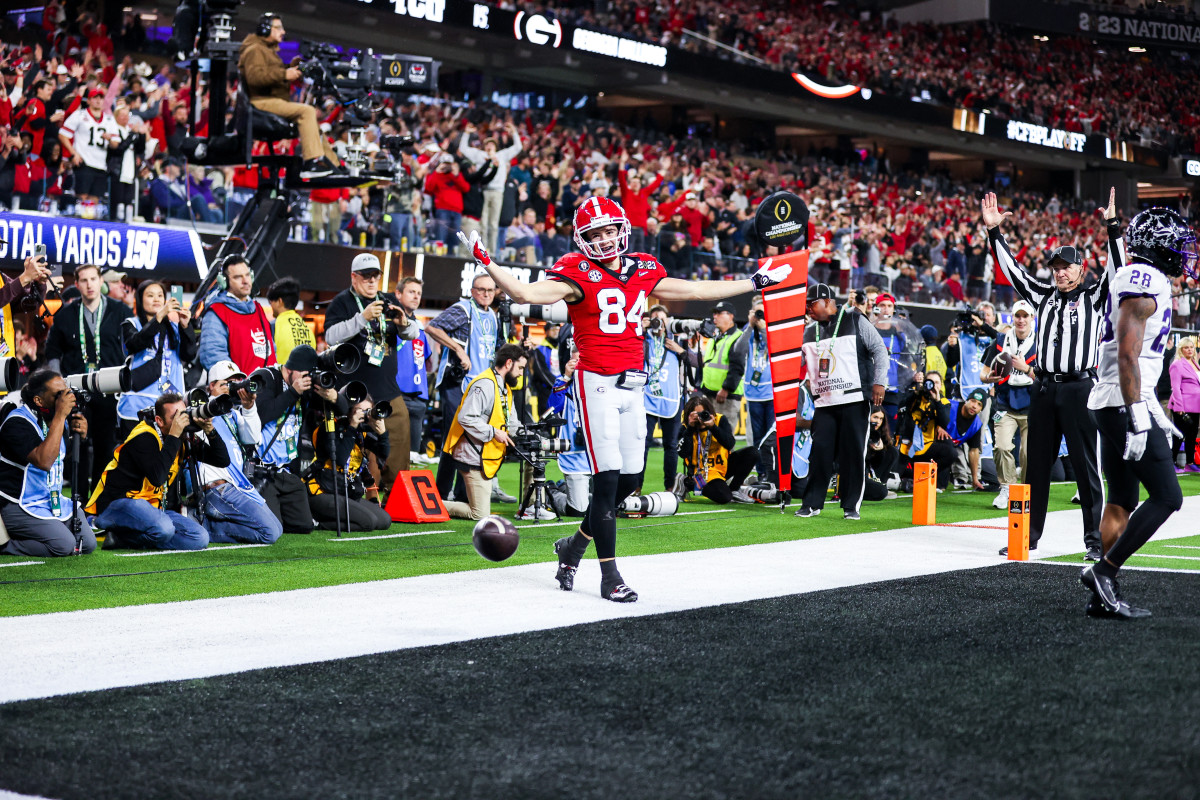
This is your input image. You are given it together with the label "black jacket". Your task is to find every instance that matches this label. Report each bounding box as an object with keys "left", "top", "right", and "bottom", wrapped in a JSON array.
[{"left": 45, "top": 296, "right": 134, "bottom": 375}]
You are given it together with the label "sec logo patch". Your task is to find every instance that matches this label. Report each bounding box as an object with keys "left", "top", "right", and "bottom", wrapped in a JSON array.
[{"left": 588, "top": 270, "right": 603, "bottom": 282}]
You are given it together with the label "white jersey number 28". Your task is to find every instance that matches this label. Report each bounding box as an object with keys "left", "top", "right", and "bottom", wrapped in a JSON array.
[{"left": 597, "top": 288, "right": 647, "bottom": 335}]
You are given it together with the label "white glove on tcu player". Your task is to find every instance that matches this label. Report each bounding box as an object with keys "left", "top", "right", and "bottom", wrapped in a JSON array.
[
  {"left": 1124, "top": 400, "right": 1153, "bottom": 461},
  {"left": 457, "top": 230, "right": 493, "bottom": 269},
  {"left": 751, "top": 260, "right": 791, "bottom": 290}
]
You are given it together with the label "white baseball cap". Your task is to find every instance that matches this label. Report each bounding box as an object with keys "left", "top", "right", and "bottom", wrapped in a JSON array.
[
  {"left": 206, "top": 360, "right": 245, "bottom": 383},
  {"left": 1012, "top": 300, "right": 1035, "bottom": 317},
  {"left": 351, "top": 253, "right": 381, "bottom": 273}
]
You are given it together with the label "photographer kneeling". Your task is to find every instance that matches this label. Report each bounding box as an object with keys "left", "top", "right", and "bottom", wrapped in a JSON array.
[
  {"left": 897, "top": 372, "right": 955, "bottom": 491},
  {"left": 193, "top": 362, "right": 282, "bottom": 545},
  {"left": 306, "top": 387, "right": 393, "bottom": 531},
  {"left": 251, "top": 345, "right": 341, "bottom": 534},
  {"left": 678, "top": 395, "right": 757, "bottom": 505},
  {"left": 87, "top": 393, "right": 230, "bottom": 551},
  {"left": 442, "top": 344, "right": 526, "bottom": 520},
  {"left": 0, "top": 369, "right": 96, "bottom": 557}
]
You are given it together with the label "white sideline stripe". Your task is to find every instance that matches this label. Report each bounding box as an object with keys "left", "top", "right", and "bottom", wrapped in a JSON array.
[
  {"left": 3, "top": 497, "right": 1200, "bottom": 705},
  {"left": 328, "top": 530, "right": 451, "bottom": 541},
  {"left": 0, "top": 790, "right": 56, "bottom": 799},
  {"left": 114, "top": 544, "right": 272, "bottom": 557},
  {"left": 1162, "top": 545, "right": 1200, "bottom": 550},
  {"left": 513, "top": 509, "right": 735, "bottom": 530},
  {"left": 0, "top": 561, "right": 43, "bottom": 569},
  {"left": 1128, "top": 553, "right": 1200, "bottom": 561}
]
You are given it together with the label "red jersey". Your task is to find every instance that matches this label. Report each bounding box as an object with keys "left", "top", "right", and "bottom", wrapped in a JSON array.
[{"left": 546, "top": 252, "right": 666, "bottom": 375}]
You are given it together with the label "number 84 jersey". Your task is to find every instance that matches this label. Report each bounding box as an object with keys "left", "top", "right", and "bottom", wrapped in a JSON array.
[
  {"left": 1089, "top": 262, "right": 1174, "bottom": 411},
  {"left": 546, "top": 252, "right": 666, "bottom": 375}
]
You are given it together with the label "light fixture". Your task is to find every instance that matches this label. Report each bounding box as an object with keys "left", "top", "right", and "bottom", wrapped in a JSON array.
[{"left": 1130, "top": 46, "right": 1147, "bottom": 53}]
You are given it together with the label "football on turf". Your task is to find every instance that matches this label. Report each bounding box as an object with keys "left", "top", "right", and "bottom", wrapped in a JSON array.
[{"left": 472, "top": 515, "right": 520, "bottom": 562}]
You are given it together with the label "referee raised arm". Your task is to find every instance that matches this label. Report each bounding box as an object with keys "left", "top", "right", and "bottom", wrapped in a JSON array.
[{"left": 983, "top": 189, "right": 1120, "bottom": 560}]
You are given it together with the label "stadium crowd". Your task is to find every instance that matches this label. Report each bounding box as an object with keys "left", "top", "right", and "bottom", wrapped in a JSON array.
[{"left": 513, "top": 0, "right": 1200, "bottom": 151}]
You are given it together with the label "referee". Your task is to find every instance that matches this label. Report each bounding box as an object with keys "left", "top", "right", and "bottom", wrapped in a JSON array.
[{"left": 982, "top": 190, "right": 1118, "bottom": 560}]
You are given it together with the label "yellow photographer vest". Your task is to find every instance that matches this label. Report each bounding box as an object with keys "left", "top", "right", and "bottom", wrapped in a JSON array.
[
  {"left": 442, "top": 368, "right": 512, "bottom": 479},
  {"left": 85, "top": 421, "right": 181, "bottom": 513}
]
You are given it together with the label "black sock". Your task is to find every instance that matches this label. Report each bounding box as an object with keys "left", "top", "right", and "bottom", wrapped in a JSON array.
[
  {"left": 565, "top": 532, "right": 590, "bottom": 562},
  {"left": 1094, "top": 557, "right": 1118, "bottom": 579}
]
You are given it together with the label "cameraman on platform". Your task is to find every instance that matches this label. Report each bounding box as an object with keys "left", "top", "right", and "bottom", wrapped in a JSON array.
[
  {"left": 642, "top": 304, "right": 685, "bottom": 493},
  {"left": 238, "top": 13, "right": 342, "bottom": 180},
  {"left": 324, "top": 253, "right": 421, "bottom": 485},
  {"left": 0, "top": 369, "right": 95, "bottom": 557},
  {"left": 441, "top": 343, "right": 526, "bottom": 520},
  {"left": 86, "top": 392, "right": 229, "bottom": 551},
  {"left": 45, "top": 263, "right": 134, "bottom": 489},
  {"left": 250, "top": 345, "right": 341, "bottom": 534},
  {"left": 194, "top": 361, "right": 282, "bottom": 545}
]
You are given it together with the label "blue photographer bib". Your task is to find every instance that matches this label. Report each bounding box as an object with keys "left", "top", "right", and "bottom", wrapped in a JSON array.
[
  {"left": 117, "top": 317, "right": 185, "bottom": 421},
  {"left": 643, "top": 335, "right": 681, "bottom": 419},
  {"left": 791, "top": 388, "right": 816, "bottom": 480},
  {"left": 259, "top": 403, "right": 299, "bottom": 467},
  {"left": 743, "top": 326, "right": 773, "bottom": 403},
  {"left": 0, "top": 404, "right": 70, "bottom": 520},
  {"left": 958, "top": 334, "right": 989, "bottom": 391},
  {"left": 213, "top": 412, "right": 266, "bottom": 504}
]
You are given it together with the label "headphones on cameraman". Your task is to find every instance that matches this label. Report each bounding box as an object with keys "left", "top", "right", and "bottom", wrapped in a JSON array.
[
  {"left": 212, "top": 253, "right": 246, "bottom": 291},
  {"left": 256, "top": 13, "right": 280, "bottom": 38}
]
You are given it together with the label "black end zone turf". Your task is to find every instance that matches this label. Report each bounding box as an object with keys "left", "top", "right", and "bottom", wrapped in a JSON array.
[{"left": 3, "top": 564, "right": 1200, "bottom": 799}]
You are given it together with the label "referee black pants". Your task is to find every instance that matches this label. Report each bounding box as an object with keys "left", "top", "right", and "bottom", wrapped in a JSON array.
[
  {"left": 802, "top": 400, "right": 870, "bottom": 514},
  {"left": 1026, "top": 378, "right": 1103, "bottom": 549}
]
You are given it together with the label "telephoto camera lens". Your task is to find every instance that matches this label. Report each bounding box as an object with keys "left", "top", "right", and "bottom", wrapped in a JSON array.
[
  {"left": 65, "top": 359, "right": 132, "bottom": 395},
  {"left": 507, "top": 301, "right": 569, "bottom": 324},
  {"left": 0, "top": 357, "right": 18, "bottom": 393},
  {"left": 372, "top": 401, "right": 392, "bottom": 420},
  {"left": 227, "top": 376, "right": 261, "bottom": 395},
  {"left": 314, "top": 343, "right": 362, "bottom": 388},
  {"left": 187, "top": 388, "right": 234, "bottom": 421}
]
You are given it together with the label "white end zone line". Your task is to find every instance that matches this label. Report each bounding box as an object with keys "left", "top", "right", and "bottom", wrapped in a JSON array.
[
  {"left": 0, "top": 561, "right": 44, "bottom": 569},
  {"left": 114, "top": 544, "right": 273, "bottom": 557}
]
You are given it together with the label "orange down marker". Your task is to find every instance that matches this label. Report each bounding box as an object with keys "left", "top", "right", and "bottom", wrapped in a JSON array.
[
  {"left": 912, "top": 462, "right": 937, "bottom": 525},
  {"left": 1006, "top": 483, "right": 1031, "bottom": 560}
]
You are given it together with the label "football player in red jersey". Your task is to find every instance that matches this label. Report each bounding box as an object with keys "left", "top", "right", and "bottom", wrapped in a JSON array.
[{"left": 459, "top": 197, "right": 789, "bottom": 602}]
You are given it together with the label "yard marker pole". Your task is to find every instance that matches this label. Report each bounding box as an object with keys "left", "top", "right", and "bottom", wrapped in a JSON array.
[
  {"left": 1007, "top": 483, "right": 1030, "bottom": 561},
  {"left": 912, "top": 462, "right": 936, "bottom": 525}
]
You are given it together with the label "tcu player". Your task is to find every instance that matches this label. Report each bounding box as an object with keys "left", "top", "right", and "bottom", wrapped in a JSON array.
[
  {"left": 459, "top": 197, "right": 789, "bottom": 601},
  {"left": 1083, "top": 207, "right": 1195, "bottom": 619}
]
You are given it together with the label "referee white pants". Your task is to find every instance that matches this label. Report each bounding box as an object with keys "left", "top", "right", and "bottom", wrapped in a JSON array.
[{"left": 573, "top": 370, "right": 647, "bottom": 475}]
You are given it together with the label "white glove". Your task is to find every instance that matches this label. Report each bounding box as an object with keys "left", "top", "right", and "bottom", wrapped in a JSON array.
[
  {"left": 751, "top": 260, "right": 791, "bottom": 290},
  {"left": 457, "top": 230, "right": 493, "bottom": 268},
  {"left": 1123, "top": 400, "right": 1152, "bottom": 461}
]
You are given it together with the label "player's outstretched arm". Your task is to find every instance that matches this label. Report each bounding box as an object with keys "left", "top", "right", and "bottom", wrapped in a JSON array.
[
  {"left": 457, "top": 230, "right": 577, "bottom": 305},
  {"left": 654, "top": 260, "right": 792, "bottom": 301}
]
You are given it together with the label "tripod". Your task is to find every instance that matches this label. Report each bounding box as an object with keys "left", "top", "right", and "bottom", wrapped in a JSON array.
[{"left": 514, "top": 447, "right": 559, "bottom": 523}]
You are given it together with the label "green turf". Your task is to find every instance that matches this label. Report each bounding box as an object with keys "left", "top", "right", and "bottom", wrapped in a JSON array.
[
  {"left": 1047, "top": 531, "right": 1200, "bottom": 571},
  {"left": 3, "top": 456, "right": 1197, "bottom": 618}
]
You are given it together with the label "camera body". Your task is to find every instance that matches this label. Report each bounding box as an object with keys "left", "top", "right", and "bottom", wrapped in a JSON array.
[
  {"left": 187, "top": 388, "right": 234, "bottom": 430},
  {"left": 510, "top": 416, "right": 571, "bottom": 456}
]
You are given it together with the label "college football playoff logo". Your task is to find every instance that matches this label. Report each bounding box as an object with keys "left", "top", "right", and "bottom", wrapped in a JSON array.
[{"left": 774, "top": 199, "right": 791, "bottom": 221}]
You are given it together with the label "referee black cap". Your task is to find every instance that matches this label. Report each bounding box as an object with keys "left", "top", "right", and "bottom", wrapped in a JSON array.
[
  {"left": 809, "top": 283, "right": 835, "bottom": 303},
  {"left": 1047, "top": 245, "right": 1082, "bottom": 266}
]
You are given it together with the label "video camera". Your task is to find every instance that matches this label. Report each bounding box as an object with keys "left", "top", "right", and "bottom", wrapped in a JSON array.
[
  {"left": 952, "top": 304, "right": 981, "bottom": 335},
  {"left": 227, "top": 375, "right": 261, "bottom": 396},
  {"left": 510, "top": 415, "right": 571, "bottom": 456},
  {"left": 299, "top": 40, "right": 438, "bottom": 124}
]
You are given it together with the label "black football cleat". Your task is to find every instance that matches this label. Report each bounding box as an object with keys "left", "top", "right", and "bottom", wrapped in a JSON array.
[
  {"left": 998, "top": 542, "right": 1037, "bottom": 556},
  {"left": 1085, "top": 595, "right": 1151, "bottom": 620},
  {"left": 843, "top": 510, "right": 860, "bottom": 521},
  {"left": 794, "top": 506, "right": 821, "bottom": 518},
  {"left": 1084, "top": 545, "right": 1102, "bottom": 562},
  {"left": 553, "top": 536, "right": 578, "bottom": 592},
  {"left": 601, "top": 581, "right": 638, "bottom": 603},
  {"left": 1080, "top": 565, "right": 1121, "bottom": 612}
]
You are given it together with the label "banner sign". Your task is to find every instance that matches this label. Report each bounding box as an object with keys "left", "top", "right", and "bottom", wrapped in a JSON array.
[
  {"left": 991, "top": 0, "right": 1200, "bottom": 51},
  {"left": 0, "top": 212, "right": 206, "bottom": 278}
]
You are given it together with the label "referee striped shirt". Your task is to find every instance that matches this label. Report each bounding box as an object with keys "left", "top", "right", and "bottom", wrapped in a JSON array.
[{"left": 987, "top": 222, "right": 1121, "bottom": 374}]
